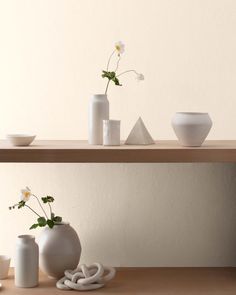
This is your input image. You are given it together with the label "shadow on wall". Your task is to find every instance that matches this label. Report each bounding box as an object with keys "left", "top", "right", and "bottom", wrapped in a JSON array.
[{"left": 1, "top": 163, "right": 236, "bottom": 267}]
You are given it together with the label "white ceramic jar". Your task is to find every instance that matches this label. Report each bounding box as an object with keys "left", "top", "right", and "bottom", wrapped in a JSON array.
[
  {"left": 15, "top": 235, "right": 39, "bottom": 288},
  {"left": 38, "top": 223, "right": 81, "bottom": 279},
  {"left": 0, "top": 255, "right": 11, "bottom": 279},
  {"left": 172, "top": 112, "right": 212, "bottom": 147},
  {"left": 103, "top": 120, "right": 121, "bottom": 146},
  {"left": 89, "top": 94, "right": 109, "bottom": 145}
]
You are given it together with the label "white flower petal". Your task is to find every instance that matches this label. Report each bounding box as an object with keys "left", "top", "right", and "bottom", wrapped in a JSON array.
[
  {"left": 136, "top": 73, "right": 145, "bottom": 81},
  {"left": 20, "top": 187, "right": 32, "bottom": 202},
  {"left": 115, "top": 41, "right": 125, "bottom": 54}
]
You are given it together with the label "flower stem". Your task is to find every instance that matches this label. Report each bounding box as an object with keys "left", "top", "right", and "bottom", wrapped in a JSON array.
[
  {"left": 25, "top": 205, "right": 41, "bottom": 218},
  {"left": 32, "top": 194, "right": 48, "bottom": 219},
  {"left": 114, "top": 55, "right": 121, "bottom": 72},
  {"left": 48, "top": 203, "right": 52, "bottom": 218},
  {"left": 106, "top": 50, "right": 115, "bottom": 71},
  {"left": 117, "top": 69, "right": 139, "bottom": 77},
  {"left": 105, "top": 79, "right": 110, "bottom": 95}
]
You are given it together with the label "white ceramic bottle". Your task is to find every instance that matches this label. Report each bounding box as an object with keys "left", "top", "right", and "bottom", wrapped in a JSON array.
[
  {"left": 89, "top": 94, "right": 109, "bottom": 145},
  {"left": 15, "top": 235, "right": 39, "bottom": 288}
]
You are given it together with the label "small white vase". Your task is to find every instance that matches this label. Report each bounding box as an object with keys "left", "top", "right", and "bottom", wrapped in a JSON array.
[
  {"left": 89, "top": 94, "right": 109, "bottom": 145},
  {"left": 38, "top": 223, "right": 81, "bottom": 279},
  {"left": 103, "top": 120, "right": 121, "bottom": 146},
  {"left": 15, "top": 235, "right": 39, "bottom": 288},
  {"left": 172, "top": 112, "right": 212, "bottom": 147}
]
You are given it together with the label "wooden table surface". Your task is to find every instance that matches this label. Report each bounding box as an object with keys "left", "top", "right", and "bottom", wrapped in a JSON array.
[
  {"left": 1, "top": 140, "right": 236, "bottom": 162},
  {"left": 2, "top": 267, "right": 236, "bottom": 294}
]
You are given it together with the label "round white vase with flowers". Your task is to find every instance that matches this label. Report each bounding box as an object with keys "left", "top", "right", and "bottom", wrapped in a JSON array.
[
  {"left": 88, "top": 41, "right": 144, "bottom": 145},
  {"left": 9, "top": 187, "right": 81, "bottom": 279}
]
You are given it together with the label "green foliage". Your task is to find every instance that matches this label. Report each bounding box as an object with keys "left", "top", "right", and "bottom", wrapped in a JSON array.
[
  {"left": 54, "top": 216, "right": 62, "bottom": 223},
  {"left": 37, "top": 217, "right": 47, "bottom": 227},
  {"left": 30, "top": 223, "right": 39, "bottom": 230},
  {"left": 41, "top": 196, "right": 54, "bottom": 203},
  {"left": 29, "top": 215, "right": 63, "bottom": 230},
  {"left": 47, "top": 219, "right": 54, "bottom": 228},
  {"left": 18, "top": 201, "right": 25, "bottom": 209},
  {"left": 10, "top": 191, "right": 63, "bottom": 231},
  {"left": 102, "top": 71, "right": 122, "bottom": 86}
]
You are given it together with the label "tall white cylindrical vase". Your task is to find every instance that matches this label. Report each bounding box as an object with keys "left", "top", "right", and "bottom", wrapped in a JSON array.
[
  {"left": 15, "top": 235, "right": 39, "bottom": 288},
  {"left": 89, "top": 94, "right": 109, "bottom": 145}
]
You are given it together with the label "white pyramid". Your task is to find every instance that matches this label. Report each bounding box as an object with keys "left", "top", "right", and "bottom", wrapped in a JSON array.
[{"left": 125, "top": 117, "right": 155, "bottom": 145}]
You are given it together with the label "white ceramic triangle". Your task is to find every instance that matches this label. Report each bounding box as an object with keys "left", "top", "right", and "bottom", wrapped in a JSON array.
[{"left": 125, "top": 117, "right": 155, "bottom": 145}]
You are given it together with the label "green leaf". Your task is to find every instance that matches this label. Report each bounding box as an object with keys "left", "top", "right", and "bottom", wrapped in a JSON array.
[
  {"left": 41, "top": 196, "right": 54, "bottom": 203},
  {"left": 47, "top": 219, "right": 54, "bottom": 229},
  {"left": 54, "top": 216, "right": 62, "bottom": 223},
  {"left": 18, "top": 201, "right": 25, "bottom": 209},
  {"left": 37, "top": 217, "right": 47, "bottom": 227},
  {"left": 51, "top": 212, "right": 55, "bottom": 220},
  {"left": 102, "top": 71, "right": 116, "bottom": 80},
  {"left": 102, "top": 70, "right": 122, "bottom": 87},
  {"left": 30, "top": 223, "right": 39, "bottom": 230},
  {"left": 112, "top": 77, "right": 122, "bottom": 86}
]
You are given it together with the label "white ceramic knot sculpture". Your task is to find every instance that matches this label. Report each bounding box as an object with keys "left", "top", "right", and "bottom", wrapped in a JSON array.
[{"left": 56, "top": 263, "right": 116, "bottom": 291}]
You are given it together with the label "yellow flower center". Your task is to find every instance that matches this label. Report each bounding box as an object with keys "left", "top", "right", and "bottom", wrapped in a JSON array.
[
  {"left": 115, "top": 45, "right": 121, "bottom": 52},
  {"left": 23, "top": 191, "right": 30, "bottom": 200}
]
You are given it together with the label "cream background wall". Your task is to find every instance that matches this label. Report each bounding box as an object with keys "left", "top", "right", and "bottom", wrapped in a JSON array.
[{"left": 0, "top": 0, "right": 236, "bottom": 266}]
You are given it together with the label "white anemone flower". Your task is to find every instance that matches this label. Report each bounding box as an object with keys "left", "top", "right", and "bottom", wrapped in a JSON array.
[
  {"left": 136, "top": 73, "right": 145, "bottom": 81},
  {"left": 20, "top": 187, "right": 32, "bottom": 202},
  {"left": 115, "top": 41, "right": 125, "bottom": 54}
]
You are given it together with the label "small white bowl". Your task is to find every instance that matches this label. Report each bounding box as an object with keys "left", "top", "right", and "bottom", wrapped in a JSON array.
[{"left": 6, "top": 134, "right": 36, "bottom": 146}]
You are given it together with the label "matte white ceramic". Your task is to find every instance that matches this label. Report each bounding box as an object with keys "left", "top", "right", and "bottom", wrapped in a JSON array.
[
  {"left": 103, "top": 120, "right": 120, "bottom": 146},
  {"left": 172, "top": 112, "right": 212, "bottom": 147},
  {"left": 0, "top": 255, "right": 11, "bottom": 279},
  {"left": 89, "top": 94, "right": 109, "bottom": 145},
  {"left": 125, "top": 117, "right": 155, "bottom": 145},
  {"left": 15, "top": 235, "right": 39, "bottom": 288},
  {"left": 6, "top": 134, "right": 36, "bottom": 146},
  {"left": 38, "top": 223, "right": 81, "bottom": 279}
]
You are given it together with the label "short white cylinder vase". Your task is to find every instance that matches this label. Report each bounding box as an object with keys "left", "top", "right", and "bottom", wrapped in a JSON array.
[
  {"left": 37, "top": 223, "right": 81, "bottom": 279},
  {"left": 15, "top": 235, "right": 39, "bottom": 288},
  {"left": 89, "top": 94, "right": 109, "bottom": 145},
  {"left": 103, "top": 120, "right": 121, "bottom": 146},
  {"left": 172, "top": 112, "right": 212, "bottom": 147}
]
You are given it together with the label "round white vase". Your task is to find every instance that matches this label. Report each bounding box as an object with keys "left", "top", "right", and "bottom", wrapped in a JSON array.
[
  {"left": 172, "top": 112, "right": 212, "bottom": 147},
  {"left": 89, "top": 94, "right": 109, "bottom": 145},
  {"left": 37, "top": 223, "right": 81, "bottom": 279},
  {"left": 15, "top": 235, "right": 39, "bottom": 288}
]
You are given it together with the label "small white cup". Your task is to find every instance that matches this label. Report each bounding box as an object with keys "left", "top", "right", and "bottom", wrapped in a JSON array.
[
  {"left": 103, "top": 120, "right": 121, "bottom": 146},
  {"left": 0, "top": 255, "right": 11, "bottom": 279}
]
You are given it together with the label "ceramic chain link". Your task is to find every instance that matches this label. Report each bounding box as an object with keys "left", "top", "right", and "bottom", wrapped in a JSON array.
[{"left": 56, "top": 263, "right": 116, "bottom": 291}]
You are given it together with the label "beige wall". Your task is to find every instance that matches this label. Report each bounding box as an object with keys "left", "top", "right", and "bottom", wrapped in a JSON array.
[{"left": 0, "top": 0, "right": 236, "bottom": 266}]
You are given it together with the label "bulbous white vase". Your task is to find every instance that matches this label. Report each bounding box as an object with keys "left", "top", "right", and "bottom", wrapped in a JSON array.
[
  {"left": 37, "top": 223, "right": 81, "bottom": 279},
  {"left": 89, "top": 94, "right": 109, "bottom": 145},
  {"left": 172, "top": 112, "right": 212, "bottom": 147}
]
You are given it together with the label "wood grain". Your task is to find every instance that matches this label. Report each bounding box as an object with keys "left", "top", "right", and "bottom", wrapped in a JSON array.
[
  {"left": 0, "top": 140, "right": 236, "bottom": 163},
  {"left": 2, "top": 267, "right": 236, "bottom": 294}
]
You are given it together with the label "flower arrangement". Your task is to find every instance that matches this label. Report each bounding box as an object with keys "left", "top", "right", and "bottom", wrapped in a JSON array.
[
  {"left": 102, "top": 41, "right": 144, "bottom": 94},
  {"left": 9, "top": 187, "right": 62, "bottom": 229}
]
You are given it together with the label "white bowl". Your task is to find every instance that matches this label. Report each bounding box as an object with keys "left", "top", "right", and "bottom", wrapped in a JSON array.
[{"left": 6, "top": 134, "right": 36, "bottom": 146}]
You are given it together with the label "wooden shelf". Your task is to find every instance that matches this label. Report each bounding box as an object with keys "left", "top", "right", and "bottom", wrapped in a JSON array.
[
  {"left": 0, "top": 140, "right": 236, "bottom": 163},
  {"left": 3, "top": 267, "right": 236, "bottom": 294}
]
